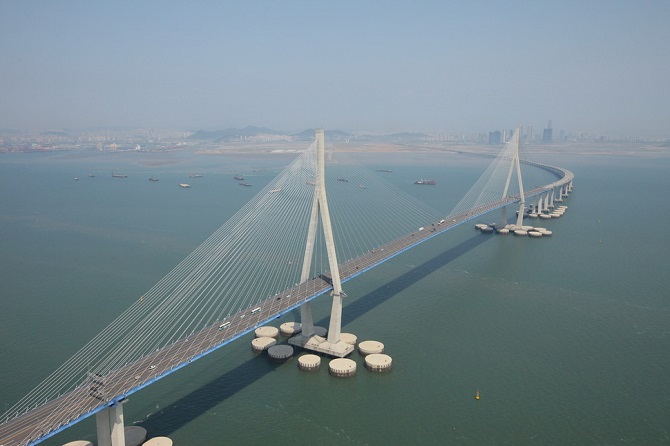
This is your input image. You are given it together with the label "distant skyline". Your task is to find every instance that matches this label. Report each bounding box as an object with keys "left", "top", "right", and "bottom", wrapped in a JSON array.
[{"left": 1, "top": 1, "right": 669, "bottom": 138}]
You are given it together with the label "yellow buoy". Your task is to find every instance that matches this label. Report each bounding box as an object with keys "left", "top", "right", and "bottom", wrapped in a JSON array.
[{"left": 475, "top": 390, "right": 480, "bottom": 400}]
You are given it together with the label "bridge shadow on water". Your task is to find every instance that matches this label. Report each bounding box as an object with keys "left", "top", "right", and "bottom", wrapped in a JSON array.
[{"left": 139, "top": 234, "right": 492, "bottom": 436}]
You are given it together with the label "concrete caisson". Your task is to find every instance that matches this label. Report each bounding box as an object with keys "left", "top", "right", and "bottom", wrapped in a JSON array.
[
  {"left": 251, "top": 336, "right": 276, "bottom": 353},
  {"left": 125, "top": 426, "right": 148, "bottom": 446},
  {"left": 280, "top": 322, "right": 302, "bottom": 337},
  {"left": 329, "top": 358, "right": 357, "bottom": 377},
  {"left": 364, "top": 353, "right": 393, "bottom": 373},
  {"left": 142, "top": 437, "right": 173, "bottom": 446},
  {"left": 358, "top": 340, "right": 384, "bottom": 356},
  {"left": 313, "top": 326, "right": 328, "bottom": 337},
  {"left": 340, "top": 333, "right": 357, "bottom": 345},
  {"left": 254, "top": 326, "right": 279, "bottom": 338},
  {"left": 298, "top": 354, "right": 321, "bottom": 371},
  {"left": 268, "top": 345, "right": 294, "bottom": 362}
]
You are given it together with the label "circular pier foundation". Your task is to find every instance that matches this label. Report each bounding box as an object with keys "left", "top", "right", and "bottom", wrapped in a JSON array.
[
  {"left": 251, "top": 336, "right": 276, "bottom": 352},
  {"left": 340, "top": 333, "right": 357, "bottom": 345},
  {"left": 142, "top": 437, "right": 173, "bottom": 446},
  {"left": 365, "top": 353, "right": 393, "bottom": 373},
  {"left": 280, "top": 322, "right": 302, "bottom": 336},
  {"left": 63, "top": 442, "right": 93, "bottom": 446},
  {"left": 125, "top": 426, "right": 147, "bottom": 446},
  {"left": 254, "top": 326, "right": 279, "bottom": 338},
  {"left": 358, "top": 340, "right": 384, "bottom": 356},
  {"left": 329, "top": 358, "right": 357, "bottom": 377},
  {"left": 313, "top": 326, "right": 328, "bottom": 337},
  {"left": 268, "top": 345, "right": 294, "bottom": 362},
  {"left": 298, "top": 354, "right": 322, "bottom": 371}
]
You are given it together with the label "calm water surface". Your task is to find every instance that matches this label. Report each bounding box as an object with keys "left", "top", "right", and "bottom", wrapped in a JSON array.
[{"left": 1, "top": 149, "right": 669, "bottom": 445}]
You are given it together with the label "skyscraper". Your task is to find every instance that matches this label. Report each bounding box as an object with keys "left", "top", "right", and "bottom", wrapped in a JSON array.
[
  {"left": 488, "top": 130, "right": 501, "bottom": 145},
  {"left": 542, "top": 120, "right": 553, "bottom": 143}
]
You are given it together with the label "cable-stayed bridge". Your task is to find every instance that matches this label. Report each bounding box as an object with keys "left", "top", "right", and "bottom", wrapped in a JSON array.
[{"left": 1, "top": 128, "right": 573, "bottom": 446}]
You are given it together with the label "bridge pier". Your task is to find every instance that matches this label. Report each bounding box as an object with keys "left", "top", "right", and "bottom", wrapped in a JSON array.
[{"left": 96, "top": 402, "right": 125, "bottom": 446}]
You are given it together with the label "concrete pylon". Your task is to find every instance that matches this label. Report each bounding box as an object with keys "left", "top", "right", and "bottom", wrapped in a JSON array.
[
  {"left": 500, "top": 128, "right": 526, "bottom": 227},
  {"left": 96, "top": 402, "right": 125, "bottom": 446},
  {"left": 289, "top": 129, "right": 354, "bottom": 357}
]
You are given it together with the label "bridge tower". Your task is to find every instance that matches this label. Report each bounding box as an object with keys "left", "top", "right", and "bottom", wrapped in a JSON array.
[
  {"left": 500, "top": 127, "right": 526, "bottom": 228},
  {"left": 289, "top": 129, "right": 354, "bottom": 357}
]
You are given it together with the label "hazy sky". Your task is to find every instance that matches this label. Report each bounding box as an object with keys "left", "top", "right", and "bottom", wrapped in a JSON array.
[{"left": 1, "top": 1, "right": 669, "bottom": 137}]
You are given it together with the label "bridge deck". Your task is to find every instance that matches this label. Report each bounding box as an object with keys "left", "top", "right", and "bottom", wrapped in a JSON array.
[{"left": 0, "top": 163, "right": 572, "bottom": 446}]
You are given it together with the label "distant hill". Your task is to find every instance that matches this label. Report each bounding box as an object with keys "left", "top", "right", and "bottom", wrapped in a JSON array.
[
  {"left": 189, "top": 126, "right": 353, "bottom": 142},
  {"left": 41, "top": 130, "right": 69, "bottom": 136},
  {"left": 291, "top": 129, "right": 352, "bottom": 140},
  {"left": 189, "top": 126, "right": 283, "bottom": 140}
]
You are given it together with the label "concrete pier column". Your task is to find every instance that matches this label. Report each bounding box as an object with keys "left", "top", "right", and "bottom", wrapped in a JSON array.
[
  {"left": 327, "top": 293, "right": 343, "bottom": 344},
  {"left": 96, "top": 403, "right": 125, "bottom": 446},
  {"left": 300, "top": 302, "right": 315, "bottom": 338},
  {"left": 543, "top": 192, "right": 550, "bottom": 213},
  {"left": 96, "top": 408, "right": 111, "bottom": 446}
]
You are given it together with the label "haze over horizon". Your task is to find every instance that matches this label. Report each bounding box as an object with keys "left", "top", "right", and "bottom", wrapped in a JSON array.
[{"left": 1, "top": 1, "right": 669, "bottom": 138}]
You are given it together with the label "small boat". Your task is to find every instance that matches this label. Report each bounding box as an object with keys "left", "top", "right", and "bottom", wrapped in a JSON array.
[
  {"left": 239, "top": 182, "right": 252, "bottom": 187},
  {"left": 112, "top": 172, "right": 128, "bottom": 178},
  {"left": 234, "top": 175, "right": 244, "bottom": 180},
  {"left": 337, "top": 178, "right": 349, "bottom": 182},
  {"left": 189, "top": 173, "right": 203, "bottom": 178},
  {"left": 475, "top": 390, "right": 480, "bottom": 400},
  {"left": 414, "top": 179, "right": 436, "bottom": 185},
  {"left": 179, "top": 183, "right": 191, "bottom": 188},
  {"left": 87, "top": 173, "right": 95, "bottom": 177},
  {"left": 73, "top": 177, "right": 79, "bottom": 181},
  {"left": 149, "top": 177, "right": 159, "bottom": 182},
  {"left": 270, "top": 188, "right": 282, "bottom": 193}
]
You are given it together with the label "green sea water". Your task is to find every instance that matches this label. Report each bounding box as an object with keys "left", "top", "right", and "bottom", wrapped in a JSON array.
[{"left": 1, "top": 149, "right": 669, "bottom": 445}]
